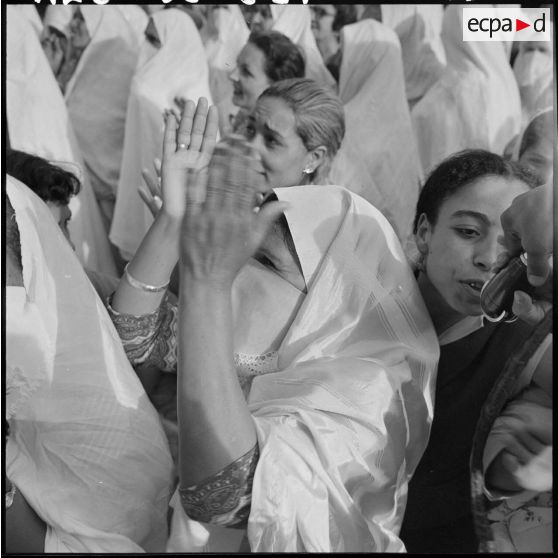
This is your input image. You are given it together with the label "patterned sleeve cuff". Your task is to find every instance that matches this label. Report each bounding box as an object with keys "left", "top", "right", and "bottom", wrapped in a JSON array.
[
  {"left": 178, "top": 444, "right": 260, "bottom": 529},
  {"left": 106, "top": 293, "right": 178, "bottom": 371}
]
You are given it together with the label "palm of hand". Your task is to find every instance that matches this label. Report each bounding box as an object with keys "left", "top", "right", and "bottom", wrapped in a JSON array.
[{"left": 160, "top": 98, "right": 218, "bottom": 220}]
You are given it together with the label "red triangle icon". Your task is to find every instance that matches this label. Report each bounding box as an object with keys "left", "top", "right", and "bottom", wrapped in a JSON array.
[{"left": 516, "top": 18, "right": 530, "bottom": 32}]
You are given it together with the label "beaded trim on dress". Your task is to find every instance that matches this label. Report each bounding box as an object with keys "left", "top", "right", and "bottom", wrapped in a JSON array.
[{"left": 235, "top": 351, "right": 279, "bottom": 397}]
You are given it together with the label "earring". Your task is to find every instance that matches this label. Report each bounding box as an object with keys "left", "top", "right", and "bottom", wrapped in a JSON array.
[
  {"left": 303, "top": 167, "right": 313, "bottom": 174},
  {"left": 415, "top": 253, "right": 426, "bottom": 273}
]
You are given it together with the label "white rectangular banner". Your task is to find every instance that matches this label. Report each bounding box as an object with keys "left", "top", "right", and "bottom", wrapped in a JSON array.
[{"left": 462, "top": 7, "right": 551, "bottom": 42}]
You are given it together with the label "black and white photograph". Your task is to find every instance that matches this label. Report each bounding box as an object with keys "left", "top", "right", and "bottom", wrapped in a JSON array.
[{"left": 3, "top": 1, "right": 555, "bottom": 553}]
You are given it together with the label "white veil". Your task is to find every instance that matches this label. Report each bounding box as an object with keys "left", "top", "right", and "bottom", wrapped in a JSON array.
[{"left": 5, "top": 176, "right": 174, "bottom": 553}]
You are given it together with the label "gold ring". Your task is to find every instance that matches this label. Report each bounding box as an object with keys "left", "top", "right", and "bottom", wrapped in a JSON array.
[{"left": 178, "top": 143, "right": 188, "bottom": 150}]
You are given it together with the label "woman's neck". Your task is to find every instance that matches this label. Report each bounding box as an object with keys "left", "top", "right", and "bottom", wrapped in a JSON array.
[
  {"left": 317, "top": 35, "right": 340, "bottom": 65},
  {"left": 417, "top": 271, "right": 465, "bottom": 336}
]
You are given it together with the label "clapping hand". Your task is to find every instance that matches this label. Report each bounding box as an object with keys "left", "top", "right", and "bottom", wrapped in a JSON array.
[
  {"left": 145, "top": 97, "right": 218, "bottom": 222},
  {"left": 179, "top": 139, "right": 288, "bottom": 291}
]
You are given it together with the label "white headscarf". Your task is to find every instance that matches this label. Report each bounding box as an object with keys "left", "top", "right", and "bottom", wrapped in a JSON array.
[
  {"left": 110, "top": 9, "right": 213, "bottom": 260},
  {"left": 113, "top": 4, "right": 149, "bottom": 46},
  {"left": 205, "top": 5, "right": 250, "bottom": 105},
  {"left": 412, "top": 5, "right": 522, "bottom": 175},
  {"left": 380, "top": 4, "right": 446, "bottom": 105},
  {"left": 5, "top": 176, "right": 174, "bottom": 553},
  {"left": 329, "top": 19, "right": 423, "bottom": 243},
  {"left": 12, "top": 3, "right": 43, "bottom": 36},
  {"left": 269, "top": 4, "right": 336, "bottom": 90},
  {"left": 168, "top": 185, "right": 439, "bottom": 552},
  {"left": 6, "top": 5, "right": 117, "bottom": 276},
  {"left": 512, "top": 32, "right": 554, "bottom": 125},
  {"left": 204, "top": 5, "right": 250, "bottom": 136},
  {"left": 46, "top": 6, "right": 140, "bottom": 207}
]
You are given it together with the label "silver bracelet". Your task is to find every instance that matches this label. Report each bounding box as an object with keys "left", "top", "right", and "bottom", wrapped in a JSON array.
[
  {"left": 5, "top": 481, "right": 16, "bottom": 509},
  {"left": 124, "top": 264, "right": 169, "bottom": 293}
]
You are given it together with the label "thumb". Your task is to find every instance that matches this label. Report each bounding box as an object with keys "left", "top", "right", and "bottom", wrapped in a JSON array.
[
  {"left": 512, "top": 291, "right": 546, "bottom": 325},
  {"left": 525, "top": 253, "right": 551, "bottom": 287}
]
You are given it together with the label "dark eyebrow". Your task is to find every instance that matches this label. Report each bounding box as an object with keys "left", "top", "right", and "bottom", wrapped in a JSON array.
[
  {"left": 262, "top": 122, "right": 283, "bottom": 141},
  {"left": 450, "top": 210, "right": 491, "bottom": 226}
]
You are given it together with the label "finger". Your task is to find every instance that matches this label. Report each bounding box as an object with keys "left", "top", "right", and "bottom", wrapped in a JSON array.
[
  {"left": 512, "top": 290, "right": 548, "bottom": 325},
  {"left": 510, "top": 430, "right": 546, "bottom": 462},
  {"left": 138, "top": 186, "right": 161, "bottom": 217},
  {"left": 500, "top": 450, "right": 523, "bottom": 474},
  {"left": 177, "top": 99, "right": 196, "bottom": 150},
  {"left": 500, "top": 210, "right": 523, "bottom": 256},
  {"left": 524, "top": 253, "right": 552, "bottom": 287},
  {"left": 200, "top": 104, "right": 219, "bottom": 157},
  {"left": 153, "top": 158, "right": 162, "bottom": 179},
  {"left": 185, "top": 168, "right": 208, "bottom": 216},
  {"left": 162, "top": 112, "right": 179, "bottom": 161},
  {"left": 189, "top": 97, "right": 210, "bottom": 152},
  {"left": 142, "top": 168, "right": 162, "bottom": 199},
  {"left": 204, "top": 154, "right": 228, "bottom": 211}
]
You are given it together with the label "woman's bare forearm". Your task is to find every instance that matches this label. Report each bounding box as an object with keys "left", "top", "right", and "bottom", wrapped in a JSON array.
[
  {"left": 177, "top": 278, "right": 257, "bottom": 487},
  {"left": 112, "top": 212, "right": 181, "bottom": 316}
]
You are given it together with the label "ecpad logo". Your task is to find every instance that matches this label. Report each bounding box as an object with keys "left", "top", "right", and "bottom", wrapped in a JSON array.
[{"left": 463, "top": 8, "right": 551, "bottom": 42}]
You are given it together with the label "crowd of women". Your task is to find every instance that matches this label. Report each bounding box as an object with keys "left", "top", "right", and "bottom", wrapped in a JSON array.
[{"left": 5, "top": 3, "right": 555, "bottom": 554}]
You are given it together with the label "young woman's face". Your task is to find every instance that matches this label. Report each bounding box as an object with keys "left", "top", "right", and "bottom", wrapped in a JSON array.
[
  {"left": 310, "top": 5, "right": 336, "bottom": 44},
  {"left": 229, "top": 43, "right": 271, "bottom": 111},
  {"left": 519, "top": 139, "right": 554, "bottom": 186},
  {"left": 245, "top": 96, "right": 313, "bottom": 189},
  {"left": 242, "top": 5, "right": 273, "bottom": 33},
  {"left": 416, "top": 176, "right": 530, "bottom": 318}
]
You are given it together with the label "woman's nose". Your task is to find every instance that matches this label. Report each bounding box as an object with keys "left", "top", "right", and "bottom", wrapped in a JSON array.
[
  {"left": 473, "top": 235, "right": 502, "bottom": 272},
  {"left": 246, "top": 132, "right": 263, "bottom": 152},
  {"left": 229, "top": 66, "right": 239, "bottom": 82}
]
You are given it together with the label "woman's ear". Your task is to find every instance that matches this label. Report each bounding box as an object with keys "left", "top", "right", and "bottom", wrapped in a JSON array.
[
  {"left": 415, "top": 213, "right": 432, "bottom": 256},
  {"left": 305, "top": 146, "right": 328, "bottom": 174}
]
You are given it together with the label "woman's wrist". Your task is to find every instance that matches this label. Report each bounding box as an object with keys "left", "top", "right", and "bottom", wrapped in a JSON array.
[{"left": 179, "top": 271, "right": 233, "bottom": 298}]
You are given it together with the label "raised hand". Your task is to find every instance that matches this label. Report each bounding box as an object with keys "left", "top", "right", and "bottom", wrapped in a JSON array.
[
  {"left": 496, "top": 183, "right": 553, "bottom": 285},
  {"left": 160, "top": 97, "right": 218, "bottom": 221},
  {"left": 494, "top": 183, "right": 553, "bottom": 325},
  {"left": 179, "top": 140, "right": 288, "bottom": 290}
]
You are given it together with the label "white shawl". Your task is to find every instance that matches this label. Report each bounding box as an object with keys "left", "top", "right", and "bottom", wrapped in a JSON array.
[
  {"left": 113, "top": 4, "right": 149, "bottom": 47},
  {"left": 411, "top": 4, "right": 522, "bottom": 175},
  {"left": 46, "top": 6, "right": 140, "bottom": 205},
  {"left": 6, "top": 176, "right": 174, "bottom": 553},
  {"left": 269, "top": 4, "right": 336, "bottom": 90},
  {"left": 109, "top": 9, "right": 213, "bottom": 260},
  {"left": 380, "top": 4, "right": 446, "bottom": 105},
  {"left": 168, "top": 185, "right": 439, "bottom": 552},
  {"left": 329, "top": 19, "right": 424, "bottom": 243},
  {"left": 6, "top": 5, "right": 117, "bottom": 276},
  {"left": 204, "top": 5, "right": 250, "bottom": 136}
]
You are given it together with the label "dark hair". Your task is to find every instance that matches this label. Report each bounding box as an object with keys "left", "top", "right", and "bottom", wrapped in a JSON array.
[
  {"left": 248, "top": 30, "right": 305, "bottom": 83},
  {"left": 5, "top": 195, "right": 22, "bottom": 272},
  {"left": 6, "top": 149, "right": 81, "bottom": 206},
  {"left": 413, "top": 149, "right": 538, "bottom": 233},
  {"left": 332, "top": 6, "right": 358, "bottom": 32},
  {"left": 260, "top": 78, "right": 345, "bottom": 183}
]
